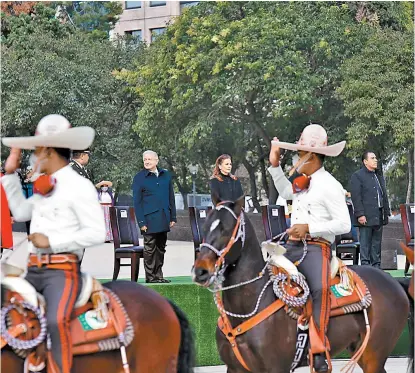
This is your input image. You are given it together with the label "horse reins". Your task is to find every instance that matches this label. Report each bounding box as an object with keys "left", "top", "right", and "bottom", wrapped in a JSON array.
[{"left": 199, "top": 203, "right": 290, "bottom": 372}]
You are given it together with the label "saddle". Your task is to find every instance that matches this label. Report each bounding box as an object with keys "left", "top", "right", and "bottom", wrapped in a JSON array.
[
  {"left": 1, "top": 273, "right": 134, "bottom": 370},
  {"left": 268, "top": 245, "right": 372, "bottom": 372}
]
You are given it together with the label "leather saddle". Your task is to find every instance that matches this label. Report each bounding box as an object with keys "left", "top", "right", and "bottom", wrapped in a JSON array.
[
  {"left": 264, "top": 241, "right": 371, "bottom": 318},
  {"left": 1, "top": 273, "right": 130, "bottom": 357}
]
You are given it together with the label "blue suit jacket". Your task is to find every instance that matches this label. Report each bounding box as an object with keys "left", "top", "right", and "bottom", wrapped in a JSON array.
[{"left": 132, "top": 168, "right": 177, "bottom": 234}]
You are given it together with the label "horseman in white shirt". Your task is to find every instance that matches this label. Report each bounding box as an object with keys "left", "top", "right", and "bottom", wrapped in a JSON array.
[
  {"left": 268, "top": 124, "right": 351, "bottom": 373},
  {"left": 1, "top": 115, "right": 106, "bottom": 373}
]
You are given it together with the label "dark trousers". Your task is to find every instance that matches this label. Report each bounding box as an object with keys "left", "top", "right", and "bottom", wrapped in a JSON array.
[
  {"left": 25, "top": 262, "right": 81, "bottom": 373},
  {"left": 143, "top": 232, "right": 168, "bottom": 281},
  {"left": 359, "top": 225, "right": 383, "bottom": 268},
  {"left": 285, "top": 241, "right": 331, "bottom": 350}
]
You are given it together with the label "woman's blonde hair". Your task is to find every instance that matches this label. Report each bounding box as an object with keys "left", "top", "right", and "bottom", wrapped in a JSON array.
[{"left": 210, "top": 154, "right": 237, "bottom": 181}]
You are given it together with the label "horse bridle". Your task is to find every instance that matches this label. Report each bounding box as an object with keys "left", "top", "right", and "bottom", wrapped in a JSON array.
[{"left": 199, "top": 203, "right": 246, "bottom": 281}]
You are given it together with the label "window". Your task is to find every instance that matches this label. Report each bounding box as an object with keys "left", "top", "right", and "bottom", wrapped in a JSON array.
[
  {"left": 180, "top": 1, "right": 199, "bottom": 9},
  {"left": 125, "top": 1, "right": 141, "bottom": 9},
  {"left": 125, "top": 30, "right": 142, "bottom": 42},
  {"left": 150, "top": 1, "right": 166, "bottom": 6},
  {"left": 150, "top": 27, "right": 166, "bottom": 42}
]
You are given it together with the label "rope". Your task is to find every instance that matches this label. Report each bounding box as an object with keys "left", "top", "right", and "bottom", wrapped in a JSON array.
[{"left": 1, "top": 302, "right": 47, "bottom": 350}]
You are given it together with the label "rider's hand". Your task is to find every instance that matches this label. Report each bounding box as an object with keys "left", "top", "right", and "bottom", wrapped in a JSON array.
[
  {"left": 269, "top": 137, "right": 281, "bottom": 167},
  {"left": 358, "top": 216, "right": 367, "bottom": 225},
  {"left": 4, "top": 148, "right": 21, "bottom": 174},
  {"left": 170, "top": 221, "right": 176, "bottom": 228},
  {"left": 287, "top": 224, "right": 309, "bottom": 239},
  {"left": 141, "top": 225, "right": 148, "bottom": 233},
  {"left": 28, "top": 233, "right": 51, "bottom": 249}
]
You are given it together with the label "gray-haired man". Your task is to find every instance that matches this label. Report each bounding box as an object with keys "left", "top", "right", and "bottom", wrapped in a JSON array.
[{"left": 132, "top": 151, "right": 177, "bottom": 283}]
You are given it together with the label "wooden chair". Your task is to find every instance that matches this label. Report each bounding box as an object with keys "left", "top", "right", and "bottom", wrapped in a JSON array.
[
  {"left": 109, "top": 206, "right": 144, "bottom": 282},
  {"left": 335, "top": 204, "right": 360, "bottom": 265},
  {"left": 400, "top": 203, "right": 415, "bottom": 276},
  {"left": 261, "top": 205, "right": 287, "bottom": 241},
  {"left": 189, "top": 206, "right": 212, "bottom": 259}
]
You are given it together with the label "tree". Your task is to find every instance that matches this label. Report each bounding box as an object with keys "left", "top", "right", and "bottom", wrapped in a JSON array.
[
  {"left": 1, "top": 19, "right": 144, "bottom": 193},
  {"left": 337, "top": 28, "right": 414, "bottom": 203},
  {"left": 124, "top": 1, "right": 371, "bottom": 207},
  {"left": 53, "top": 1, "right": 123, "bottom": 39}
]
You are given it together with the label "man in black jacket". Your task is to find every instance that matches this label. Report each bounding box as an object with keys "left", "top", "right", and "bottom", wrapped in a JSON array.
[{"left": 349, "top": 151, "right": 390, "bottom": 268}]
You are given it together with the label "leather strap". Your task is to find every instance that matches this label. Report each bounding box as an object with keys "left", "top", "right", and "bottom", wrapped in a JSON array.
[
  {"left": 0, "top": 324, "right": 26, "bottom": 349},
  {"left": 216, "top": 289, "right": 299, "bottom": 371},
  {"left": 28, "top": 254, "right": 78, "bottom": 267},
  {"left": 288, "top": 236, "right": 332, "bottom": 246}
]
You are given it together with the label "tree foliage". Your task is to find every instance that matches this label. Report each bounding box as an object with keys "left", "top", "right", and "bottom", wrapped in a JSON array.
[
  {"left": 124, "top": 1, "right": 372, "bottom": 206},
  {"left": 338, "top": 27, "right": 414, "bottom": 202},
  {"left": 1, "top": 6, "right": 143, "bottom": 193}
]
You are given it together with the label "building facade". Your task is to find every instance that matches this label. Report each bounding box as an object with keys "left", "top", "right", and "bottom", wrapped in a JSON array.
[{"left": 112, "top": 1, "right": 199, "bottom": 43}]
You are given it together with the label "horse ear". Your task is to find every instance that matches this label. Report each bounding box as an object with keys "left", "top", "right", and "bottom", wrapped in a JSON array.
[
  {"left": 211, "top": 191, "right": 221, "bottom": 207},
  {"left": 233, "top": 195, "right": 245, "bottom": 216}
]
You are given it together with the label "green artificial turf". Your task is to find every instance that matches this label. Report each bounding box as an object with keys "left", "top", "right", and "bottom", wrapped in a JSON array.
[{"left": 99, "top": 272, "right": 411, "bottom": 366}]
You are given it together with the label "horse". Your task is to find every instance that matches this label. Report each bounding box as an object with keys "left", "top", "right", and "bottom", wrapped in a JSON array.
[
  {"left": 1, "top": 280, "right": 195, "bottom": 373},
  {"left": 192, "top": 197, "right": 413, "bottom": 373}
]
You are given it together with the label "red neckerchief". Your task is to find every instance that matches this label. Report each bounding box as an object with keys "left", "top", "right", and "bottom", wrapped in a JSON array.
[
  {"left": 33, "top": 175, "right": 56, "bottom": 196},
  {"left": 292, "top": 174, "right": 311, "bottom": 193}
]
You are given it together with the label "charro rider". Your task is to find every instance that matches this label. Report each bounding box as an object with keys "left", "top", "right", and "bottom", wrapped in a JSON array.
[
  {"left": 268, "top": 124, "right": 351, "bottom": 373},
  {"left": 1, "top": 114, "right": 106, "bottom": 373}
]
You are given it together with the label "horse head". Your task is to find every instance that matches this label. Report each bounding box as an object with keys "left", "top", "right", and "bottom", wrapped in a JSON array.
[{"left": 192, "top": 196, "right": 245, "bottom": 287}]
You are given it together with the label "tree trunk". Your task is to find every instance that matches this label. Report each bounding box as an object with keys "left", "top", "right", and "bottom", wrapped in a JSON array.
[
  {"left": 243, "top": 158, "right": 261, "bottom": 211},
  {"left": 406, "top": 149, "right": 414, "bottom": 203}
]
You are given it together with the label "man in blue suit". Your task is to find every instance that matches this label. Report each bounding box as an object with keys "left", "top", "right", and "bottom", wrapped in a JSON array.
[{"left": 132, "top": 150, "right": 177, "bottom": 283}]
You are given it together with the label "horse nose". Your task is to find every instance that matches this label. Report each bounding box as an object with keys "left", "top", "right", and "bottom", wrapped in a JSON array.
[{"left": 194, "top": 267, "right": 210, "bottom": 283}]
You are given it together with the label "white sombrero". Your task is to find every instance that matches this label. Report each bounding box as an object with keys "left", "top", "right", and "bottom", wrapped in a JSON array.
[
  {"left": 2, "top": 114, "right": 95, "bottom": 150},
  {"left": 272, "top": 124, "right": 345, "bottom": 157}
]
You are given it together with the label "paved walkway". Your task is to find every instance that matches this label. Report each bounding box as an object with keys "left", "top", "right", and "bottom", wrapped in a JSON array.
[
  {"left": 195, "top": 358, "right": 409, "bottom": 373},
  {"left": 5, "top": 233, "right": 196, "bottom": 280}
]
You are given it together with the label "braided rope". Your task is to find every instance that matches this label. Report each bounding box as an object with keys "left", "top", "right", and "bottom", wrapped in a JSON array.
[
  {"left": 97, "top": 288, "right": 135, "bottom": 352},
  {"left": 272, "top": 272, "right": 310, "bottom": 308},
  {"left": 1, "top": 302, "right": 47, "bottom": 350}
]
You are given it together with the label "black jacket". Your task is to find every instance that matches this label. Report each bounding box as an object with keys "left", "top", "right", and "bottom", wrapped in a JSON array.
[
  {"left": 132, "top": 168, "right": 177, "bottom": 234},
  {"left": 349, "top": 167, "right": 390, "bottom": 227},
  {"left": 70, "top": 160, "right": 92, "bottom": 182},
  {"left": 210, "top": 174, "right": 244, "bottom": 205}
]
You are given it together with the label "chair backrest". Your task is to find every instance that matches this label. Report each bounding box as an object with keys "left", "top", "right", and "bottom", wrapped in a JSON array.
[
  {"left": 115, "top": 194, "right": 134, "bottom": 207},
  {"left": 335, "top": 203, "right": 358, "bottom": 244},
  {"left": 189, "top": 206, "right": 212, "bottom": 250},
  {"left": 400, "top": 203, "right": 415, "bottom": 244},
  {"left": 109, "top": 206, "right": 140, "bottom": 249},
  {"left": 262, "top": 205, "right": 287, "bottom": 241}
]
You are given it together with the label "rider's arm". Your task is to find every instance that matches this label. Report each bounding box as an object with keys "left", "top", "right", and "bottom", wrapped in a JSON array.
[
  {"left": 48, "top": 181, "right": 106, "bottom": 252},
  {"left": 267, "top": 165, "right": 294, "bottom": 200},
  {"left": 1, "top": 173, "right": 34, "bottom": 222}
]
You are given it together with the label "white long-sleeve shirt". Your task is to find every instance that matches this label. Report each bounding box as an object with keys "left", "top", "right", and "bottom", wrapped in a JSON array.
[
  {"left": 1, "top": 165, "right": 106, "bottom": 258},
  {"left": 268, "top": 165, "right": 350, "bottom": 243}
]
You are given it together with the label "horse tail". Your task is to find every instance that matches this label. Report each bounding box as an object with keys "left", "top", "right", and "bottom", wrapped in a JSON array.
[
  {"left": 167, "top": 300, "right": 196, "bottom": 373},
  {"left": 397, "top": 278, "right": 414, "bottom": 373}
]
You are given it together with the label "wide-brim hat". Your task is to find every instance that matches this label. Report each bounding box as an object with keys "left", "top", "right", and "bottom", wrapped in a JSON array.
[
  {"left": 2, "top": 114, "right": 95, "bottom": 150},
  {"left": 272, "top": 124, "right": 345, "bottom": 157},
  {"left": 96, "top": 180, "right": 113, "bottom": 188}
]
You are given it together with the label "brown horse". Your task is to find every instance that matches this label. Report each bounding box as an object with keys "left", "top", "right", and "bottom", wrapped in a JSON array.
[
  {"left": 193, "top": 198, "right": 413, "bottom": 373},
  {"left": 1, "top": 280, "right": 195, "bottom": 373}
]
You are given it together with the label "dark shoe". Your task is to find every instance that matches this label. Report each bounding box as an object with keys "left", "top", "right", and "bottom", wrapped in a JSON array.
[
  {"left": 313, "top": 353, "right": 329, "bottom": 373},
  {"left": 158, "top": 278, "right": 171, "bottom": 283},
  {"left": 145, "top": 279, "right": 161, "bottom": 283}
]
